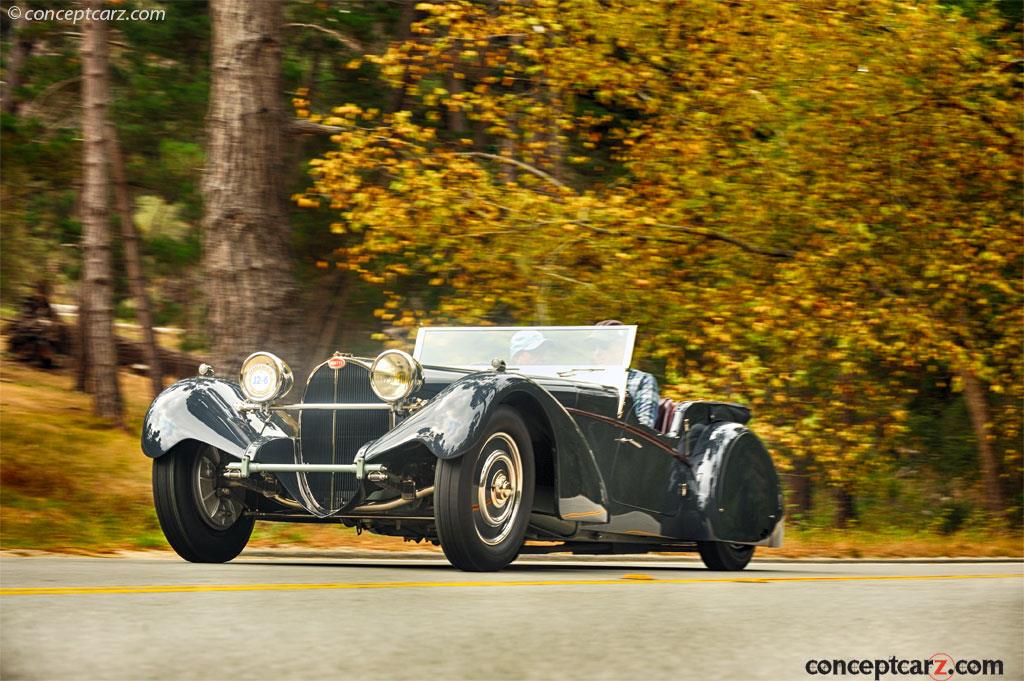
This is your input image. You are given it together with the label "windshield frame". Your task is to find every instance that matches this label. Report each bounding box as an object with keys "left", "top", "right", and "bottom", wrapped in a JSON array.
[
  {"left": 413, "top": 326, "right": 637, "bottom": 417},
  {"left": 413, "top": 325, "right": 637, "bottom": 371}
]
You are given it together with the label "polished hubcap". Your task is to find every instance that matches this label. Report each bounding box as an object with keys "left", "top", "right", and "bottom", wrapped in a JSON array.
[
  {"left": 474, "top": 433, "right": 523, "bottom": 546},
  {"left": 491, "top": 472, "right": 513, "bottom": 505},
  {"left": 192, "top": 445, "right": 243, "bottom": 530}
]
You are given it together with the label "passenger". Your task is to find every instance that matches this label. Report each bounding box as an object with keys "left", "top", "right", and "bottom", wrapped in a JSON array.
[
  {"left": 594, "top": 320, "right": 660, "bottom": 429},
  {"left": 509, "top": 329, "right": 555, "bottom": 366}
]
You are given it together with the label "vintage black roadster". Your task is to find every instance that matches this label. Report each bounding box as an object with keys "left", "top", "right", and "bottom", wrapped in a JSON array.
[{"left": 142, "top": 325, "right": 783, "bottom": 571}]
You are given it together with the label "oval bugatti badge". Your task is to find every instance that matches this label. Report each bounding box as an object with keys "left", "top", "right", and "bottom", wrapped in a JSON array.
[{"left": 327, "top": 356, "right": 346, "bottom": 370}]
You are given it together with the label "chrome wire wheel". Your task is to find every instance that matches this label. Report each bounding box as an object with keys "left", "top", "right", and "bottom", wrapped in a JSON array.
[
  {"left": 191, "top": 444, "right": 242, "bottom": 530},
  {"left": 434, "top": 406, "right": 535, "bottom": 571},
  {"left": 473, "top": 433, "right": 523, "bottom": 546}
]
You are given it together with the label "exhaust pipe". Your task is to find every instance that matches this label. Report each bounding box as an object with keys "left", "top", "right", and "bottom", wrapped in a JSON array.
[{"left": 352, "top": 486, "right": 434, "bottom": 513}]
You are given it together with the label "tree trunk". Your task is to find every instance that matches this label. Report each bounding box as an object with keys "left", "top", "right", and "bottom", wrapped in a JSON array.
[
  {"left": 80, "top": 2, "right": 123, "bottom": 422},
  {"left": 311, "top": 272, "right": 351, "bottom": 361},
  {"left": 790, "top": 455, "right": 813, "bottom": 516},
  {"left": 386, "top": 0, "right": 417, "bottom": 113},
  {"left": 202, "top": 0, "right": 299, "bottom": 376},
  {"left": 499, "top": 132, "right": 517, "bottom": 183},
  {"left": 959, "top": 366, "right": 1004, "bottom": 517},
  {"left": 75, "top": 284, "right": 90, "bottom": 393},
  {"left": 542, "top": 83, "right": 566, "bottom": 182},
  {"left": 445, "top": 70, "right": 467, "bottom": 134},
  {"left": 305, "top": 48, "right": 322, "bottom": 102},
  {"left": 108, "top": 122, "right": 163, "bottom": 398},
  {"left": 2, "top": 14, "right": 33, "bottom": 115},
  {"left": 833, "top": 485, "right": 857, "bottom": 529}
]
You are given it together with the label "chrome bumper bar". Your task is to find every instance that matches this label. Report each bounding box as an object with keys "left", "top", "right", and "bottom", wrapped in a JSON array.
[
  {"left": 271, "top": 403, "right": 393, "bottom": 411},
  {"left": 224, "top": 457, "right": 386, "bottom": 480},
  {"left": 238, "top": 402, "right": 393, "bottom": 413}
]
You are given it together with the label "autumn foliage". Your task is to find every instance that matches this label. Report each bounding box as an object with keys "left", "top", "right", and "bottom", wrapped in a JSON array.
[{"left": 292, "top": 0, "right": 1023, "bottom": 522}]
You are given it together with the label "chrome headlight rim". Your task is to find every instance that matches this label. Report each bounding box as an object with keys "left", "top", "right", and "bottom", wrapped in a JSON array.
[
  {"left": 369, "top": 349, "right": 423, "bottom": 404},
  {"left": 239, "top": 351, "right": 293, "bottom": 404}
]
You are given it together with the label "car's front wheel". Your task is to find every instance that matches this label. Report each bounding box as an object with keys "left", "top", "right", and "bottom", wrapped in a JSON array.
[
  {"left": 152, "top": 441, "right": 254, "bottom": 563},
  {"left": 434, "top": 406, "right": 535, "bottom": 572},
  {"left": 697, "top": 541, "right": 755, "bottom": 571}
]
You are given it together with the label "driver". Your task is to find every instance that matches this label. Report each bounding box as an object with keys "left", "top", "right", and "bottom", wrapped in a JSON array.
[
  {"left": 509, "top": 329, "right": 555, "bottom": 365},
  {"left": 593, "top": 320, "right": 660, "bottom": 429}
]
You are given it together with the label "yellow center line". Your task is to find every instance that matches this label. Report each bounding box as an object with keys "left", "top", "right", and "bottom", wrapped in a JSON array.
[{"left": 0, "top": 572, "right": 1019, "bottom": 597}]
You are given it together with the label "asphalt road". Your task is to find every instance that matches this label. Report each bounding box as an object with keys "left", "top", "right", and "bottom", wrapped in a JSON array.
[{"left": 1, "top": 554, "right": 1021, "bottom": 681}]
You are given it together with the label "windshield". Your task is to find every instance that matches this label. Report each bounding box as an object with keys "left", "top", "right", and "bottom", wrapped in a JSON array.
[{"left": 413, "top": 326, "right": 636, "bottom": 386}]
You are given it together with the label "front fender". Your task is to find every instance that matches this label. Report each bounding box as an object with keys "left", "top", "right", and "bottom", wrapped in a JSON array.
[
  {"left": 141, "top": 377, "right": 288, "bottom": 459},
  {"left": 360, "top": 372, "right": 609, "bottom": 523}
]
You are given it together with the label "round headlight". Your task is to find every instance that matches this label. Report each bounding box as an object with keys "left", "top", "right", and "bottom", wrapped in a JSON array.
[
  {"left": 239, "top": 352, "right": 293, "bottom": 403},
  {"left": 369, "top": 350, "right": 422, "bottom": 403}
]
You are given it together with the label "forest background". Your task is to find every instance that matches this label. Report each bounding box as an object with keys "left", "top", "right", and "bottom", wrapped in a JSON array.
[{"left": 1, "top": 0, "right": 1021, "bottom": 553}]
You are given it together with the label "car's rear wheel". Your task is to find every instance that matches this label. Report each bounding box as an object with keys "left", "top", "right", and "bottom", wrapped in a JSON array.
[
  {"left": 698, "top": 541, "right": 755, "bottom": 571},
  {"left": 434, "top": 406, "right": 535, "bottom": 572},
  {"left": 153, "top": 441, "right": 254, "bottom": 563}
]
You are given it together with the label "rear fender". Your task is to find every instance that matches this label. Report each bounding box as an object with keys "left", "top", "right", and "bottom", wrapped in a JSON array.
[
  {"left": 359, "top": 372, "right": 609, "bottom": 523},
  {"left": 141, "top": 377, "right": 288, "bottom": 460},
  {"left": 690, "top": 422, "right": 783, "bottom": 544}
]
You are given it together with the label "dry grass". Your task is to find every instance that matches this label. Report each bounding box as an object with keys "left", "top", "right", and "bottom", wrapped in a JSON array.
[
  {"left": 774, "top": 527, "right": 1022, "bottom": 559},
  {"left": 0, "top": 357, "right": 423, "bottom": 553},
  {"left": 1, "top": 358, "right": 163, "bottom": 551},
  {"left": 0, "top": 356, "right": 1019, "bottom": 558}
]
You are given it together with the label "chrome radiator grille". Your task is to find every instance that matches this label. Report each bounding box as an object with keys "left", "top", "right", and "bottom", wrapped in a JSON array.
[{"left": 299, "top": 360, "right": 390, "bottom": 511}]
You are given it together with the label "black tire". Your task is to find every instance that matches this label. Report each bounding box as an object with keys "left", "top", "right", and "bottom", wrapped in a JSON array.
[
  {"left": 152, "top": 441, "right": 254, "bottom": 563},
  {"left": 434, "top": 406, "right": 535, "bottom": 572},
  {"left": 698, "top": 541, "right": 755, "bottom": 571}
]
